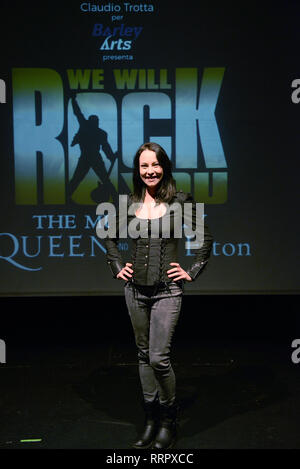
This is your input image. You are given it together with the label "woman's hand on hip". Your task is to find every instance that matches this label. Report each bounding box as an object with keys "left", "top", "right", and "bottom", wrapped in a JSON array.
[
  {"left": 167, "top": 263, "right": 192, "bottom": 282},
  {"left": 117, "top": 263, "right": 133, "bottom": 281}
]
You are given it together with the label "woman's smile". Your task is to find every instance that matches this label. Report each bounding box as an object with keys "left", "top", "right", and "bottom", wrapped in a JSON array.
[{"left": 139, "top": 149, "right": 164, "bottom": 190}]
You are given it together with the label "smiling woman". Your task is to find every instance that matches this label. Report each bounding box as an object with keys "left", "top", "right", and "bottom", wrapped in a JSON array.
[
  {"left": 139, "top": 149, "right": 163, "bottom": 182},
  {"left": 104, "top": 141, "right": 213, "bottom": 449},
  {"left": 136, "top": 148, "right": 165, "bottom": 218},
  {"left": 132, "top": 142, "right": 176, "bottom": 206}
]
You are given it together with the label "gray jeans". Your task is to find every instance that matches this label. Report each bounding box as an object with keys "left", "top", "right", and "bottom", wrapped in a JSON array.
[{"left": 124, "top": 281, "right": 183, "bottom": 406}]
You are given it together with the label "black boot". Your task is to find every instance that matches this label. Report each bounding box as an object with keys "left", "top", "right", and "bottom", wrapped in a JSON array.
[
  {"left": 132, "top": 400, "right": 159, "bottom": 449},
  {"left": 152, "top": 402, "right": 178, "bottom": 449}
]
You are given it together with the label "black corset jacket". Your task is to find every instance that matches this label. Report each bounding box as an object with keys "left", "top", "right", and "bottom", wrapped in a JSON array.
[{"left": 104, "top": 191, "right": 213, "bottom": 286}]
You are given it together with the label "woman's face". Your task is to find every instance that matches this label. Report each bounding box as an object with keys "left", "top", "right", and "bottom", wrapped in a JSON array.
[{"left": 139, "top": 149, "right": 164, "bottom": 190}]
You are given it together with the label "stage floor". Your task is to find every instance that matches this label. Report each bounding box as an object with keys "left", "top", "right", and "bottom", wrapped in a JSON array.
[{"left": 0, "top": 338, "right": 299, "bottom": 449}]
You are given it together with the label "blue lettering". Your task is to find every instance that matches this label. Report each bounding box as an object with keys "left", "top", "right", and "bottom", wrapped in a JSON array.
[
  {"left": 93, "top": 24, "right": 143, "bottom": 38},
  {"left": 0, "top": 233, "right": 42, "bottom": 271},
  {"left": 90, "top": 236, "right": 106, "bottom": 256},
  {"left": 80, "top": 3, "right": 88, "bottom": 12},
  {"left": 69, "top": 236, "right": 84, "bottom": 257},
  {"left": 237, "top": 243, "right": 251, "bottom": 256},
  {"left": 84, "top": 215, "right": 104, "bottom": 229},
  {"left": 22, "top": 236, "right": 42, "bottom": 258},
  {"left": 49, "top": 235, "right": 64, "bottom": 257},
  {"left": 222, "top": 243, "right": 235, "bottom": 256},
  {"left": 32, "top": 215, "right": 48, "bottom": 229}
]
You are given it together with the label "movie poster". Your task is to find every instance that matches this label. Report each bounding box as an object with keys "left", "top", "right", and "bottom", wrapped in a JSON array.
[{"left": 0, "top": 1, "right": 299, "bottom": 295}]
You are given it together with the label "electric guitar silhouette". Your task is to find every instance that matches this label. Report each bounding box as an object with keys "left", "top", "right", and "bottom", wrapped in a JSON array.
[{"left": 90, "top": 153, "right": 118, "bottom": 204}]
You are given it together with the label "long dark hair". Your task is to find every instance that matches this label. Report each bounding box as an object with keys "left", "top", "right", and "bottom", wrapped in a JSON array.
[{"left": 132, "top": 142, "right": 177, "bottom": 203}]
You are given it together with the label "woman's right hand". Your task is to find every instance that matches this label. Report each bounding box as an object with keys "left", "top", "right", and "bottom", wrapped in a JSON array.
[{"left": 116, "top": 263, "right": 133, "bottom": 281}]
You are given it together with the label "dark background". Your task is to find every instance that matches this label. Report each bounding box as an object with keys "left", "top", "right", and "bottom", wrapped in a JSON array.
[
  {"left": 1, "top": 294, "right": 299, "bottom": 348},
  {"left": 0, "top": 0, "right": 299, "bottom": 338},
  {"left": 1, "top": 2, "right": 300, "bottom": 454}
]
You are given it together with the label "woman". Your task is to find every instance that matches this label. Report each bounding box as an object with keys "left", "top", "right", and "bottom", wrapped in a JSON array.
[{"left": 105, "top": 142, "right": 213, "bottom": 449}]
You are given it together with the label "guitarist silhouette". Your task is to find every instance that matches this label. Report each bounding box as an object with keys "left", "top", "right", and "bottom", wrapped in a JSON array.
[{"left": 69, "top": 94, "right": 118, "bottom": 203}]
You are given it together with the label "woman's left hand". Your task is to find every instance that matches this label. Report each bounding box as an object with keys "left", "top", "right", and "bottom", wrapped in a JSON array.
[{"left": 167, "top": 263, "right": 192, "bottom": 282}]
